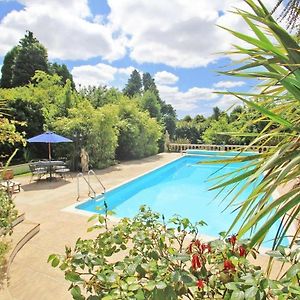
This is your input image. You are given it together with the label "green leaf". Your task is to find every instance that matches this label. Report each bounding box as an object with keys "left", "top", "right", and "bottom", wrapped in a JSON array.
[
  {"left": 128, "top": 283, "right": 141, "bottom": 291},
  {"left": 225, "top": 282, "right": 238, "bottom": 290},
  {"left": 51, "top": 257, "right": 60, "bottom": 268},
  {"left": 245, "top": 286, "right": 258, "bottom": 299},
  {"left": 70, "top": 286, "right": 84, "bottom": 300},
  {"left": 286, "top": 263, "right": 300, "bottom": 279},
  {"left": 231, "top": 290, "right": 245, "bottom": 300},
  {"left": 156, "top": 281, "right": 167, "bottom": 290},
  {"left": 65, "top": 272, "right": 83, "bottom": 283},
  {"left": 47, "top": 254, "right": 57, "bottom": 263},
  {"left": 145, "top": 281, "right": 156, "bottom": 291}
]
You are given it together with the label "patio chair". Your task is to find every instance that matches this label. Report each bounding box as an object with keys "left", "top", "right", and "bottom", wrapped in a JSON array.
[
  {"left": 29, "top": 164, "right": 48, "bottom": 182},
  {"left": 1, "top": 180, "right": 21, "bottom": 195},
  {"left": 54, "top": 167, "right": 71, "bottom": 179}
]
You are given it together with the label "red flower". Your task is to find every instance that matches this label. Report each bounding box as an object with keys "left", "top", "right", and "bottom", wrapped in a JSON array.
[
  {"left": 229, "top": 235, "right": 237, "bottom": 246},
  {"left": 197, "top": 279, "right": 205, "bottom": 289},
  {"left": 191, "top": 254, "right": 202, "bottom": 270},
  {"left": 188, "top": 242, "right": 193, "bottom": 253},
  {"left": 224, "top": 259, "right": 235, "bottom": 272},
  {"left": 201, "top": 243, "right": 211, "bottom": 253},
  {"left": 194, "top": 239, "right": 201, "bottom": 248},
  {"left": 239, "top": 246, "right": 247, "bottom": 257}
]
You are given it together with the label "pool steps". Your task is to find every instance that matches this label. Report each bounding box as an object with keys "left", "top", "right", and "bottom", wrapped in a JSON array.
[{"left": 0, "top": 212, "right": 40, "bottom": 287}]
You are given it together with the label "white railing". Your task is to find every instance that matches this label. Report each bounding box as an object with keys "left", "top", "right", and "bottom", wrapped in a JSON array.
[{"left": 168, "top": 143, "right": 272, "bottom": 153}]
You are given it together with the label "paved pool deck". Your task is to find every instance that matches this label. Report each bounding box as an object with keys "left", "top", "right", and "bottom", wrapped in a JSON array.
[
  {"left": 4, "top": 153, "right": 181, "bottom": 299},
  {"left": 1, "top": 153, "right": 286, "bottom": 299}
]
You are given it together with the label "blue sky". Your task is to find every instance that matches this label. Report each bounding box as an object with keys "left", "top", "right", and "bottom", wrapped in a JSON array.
[{"left": 0, "top": 0, "right": 276, "bottom": 117}]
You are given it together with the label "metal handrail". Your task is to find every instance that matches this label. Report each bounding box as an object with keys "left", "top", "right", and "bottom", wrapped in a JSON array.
[
  {"left": 88, "top": 170, "right": 106, "bottom": 194},
  {"left": 77, "top": 173, "right": 97, "bottom": 201}
]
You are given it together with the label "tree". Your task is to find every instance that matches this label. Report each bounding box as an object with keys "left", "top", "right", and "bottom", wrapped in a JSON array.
[
  {"left": 11, "top": 31, "right": 49, "bottom": 87},
  {"left": 0, "top": 46, "right": 19, "bottom": 88},
  {"left": 161, "top": 115, "right": 176, "bottom": 139},
  {"left": 49, "top": 63, "right": 75, "bottom": 89},
  {"left": 194, "top": 114, "right": 206, "bottom": 123},
  {"left": 80, "top": 86, "right": 121, "bottom": 108},
  {"left": 7, "top": 98, "right": 45, "bottom": 160},
  {"left": 123, "top": 69, "right": 142, "bottom": 97},
  {"left": 54, "top": 100, "right": 119, "bottom": 169},
  {"left": 142, "top": 72, "right": 156, "bottom": 92},
  {"left": 116, "top": 99, "right": 162, "bottom": 160},
  {"left": 182, "top": 115, "right": 192, "bottom": 122},
  {"left": 212, "top": 106, "right": 221, "bottom": 121},
  {"left": 202, "top": 115, "right": 237, "bottom": 145},
  {"left": 140, "top": 90, "right": 161, "bottom": 119},
  {"left": 161, "top": 103, "right": 176, "bottom": 118},
  {"left": 228, "top": 105, "right": 243, "bottom": 123}
]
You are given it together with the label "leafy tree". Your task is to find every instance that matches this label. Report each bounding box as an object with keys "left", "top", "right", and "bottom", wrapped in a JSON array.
[
  {"left": 54, "top": 100, "right": 119, "bottom": 169},
  {"left": 228, "top": 105, "right": 243, "bottom": 123},
  {"left": 194, "top": 114, "right": 206, "bottom": 123},
  {"left": 6, "top": 98, "right": 45, "bottom": 160},
  {"left": 80, "top": 86, "right": 122, "bottom": 108},
  {"left": 123, "top": 69, "right": 142, "bottom": 97},
  {"left": 0, "top": 99, "right": 25, "bottom": 149},
  {"left": 12, "top": 31, "right": 49, "bottom": 87},
  {"left": 161, "top": 103, "right": 176, "bottom": 118},
  {"left": 182, "top": 115, "right": 193, "bottom": 122},
  {"left": 139, "top": 90, "right": 161, "bottom": 119},
  {"left": 142, "top": 72, "right": 156, "bottom": 92},
  {"left": 212, "top": 106, "right": 222, "bottom": 121},
  {"left": 49, "top": 63, "right": 75, "bottom": 89},
  {"left": 202, "top": 115, "right": 237, "bottom": 145},
  {"left": 0, "top": 46, "right": 19, "bottom": 88},
  {"left": 116, "top": 99, "right": 162, "bottom": 160},
  {"left": 175, "top": 121, "right": 201, "bottom": 144},
  {"left": 161, "top": 115, "right": 176, "bottom": 139}
]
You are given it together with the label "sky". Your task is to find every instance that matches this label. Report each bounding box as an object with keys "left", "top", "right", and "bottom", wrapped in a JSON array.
[{"left": 0, "top": 0, "right": 279, "bottom": 118}]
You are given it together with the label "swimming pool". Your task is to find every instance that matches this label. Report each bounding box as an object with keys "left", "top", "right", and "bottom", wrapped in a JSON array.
[{"left": 76, "top": 152, "right": 286, "bottom": 248}]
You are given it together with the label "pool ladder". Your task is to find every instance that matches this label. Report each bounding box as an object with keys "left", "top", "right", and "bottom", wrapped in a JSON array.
[{"left": 77, "top": 170, "right": 106, "bottom": 201}]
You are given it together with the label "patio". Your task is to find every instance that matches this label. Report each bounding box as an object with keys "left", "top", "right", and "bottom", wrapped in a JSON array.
[{"left": 2, "top": 153, "right": 180, "bottom": 300}]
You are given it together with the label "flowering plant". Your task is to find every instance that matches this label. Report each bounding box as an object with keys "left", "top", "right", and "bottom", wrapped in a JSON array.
[{"left": 48, "top": 206, "right": 300, "bottom": 299}]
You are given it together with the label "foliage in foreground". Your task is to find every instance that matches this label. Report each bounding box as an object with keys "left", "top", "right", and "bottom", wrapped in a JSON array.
[
  {"left": 204, "top": 0, "right": 300, "bottom": 251},
  {"left": 49, "top": 207, "right": 300, "bottom": 299}
]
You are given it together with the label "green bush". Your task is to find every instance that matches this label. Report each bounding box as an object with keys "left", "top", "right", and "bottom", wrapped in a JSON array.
[
  {"left": 116, "top": 100, "right": 162, "bottom": 160},
  {"left": 0, "top": 190, "right": 18, "bottom": 236},
  {"left": 49, "top": 207, "right": 300, "bottom": 299}
]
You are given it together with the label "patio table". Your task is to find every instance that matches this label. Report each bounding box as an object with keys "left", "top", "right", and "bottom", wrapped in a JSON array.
[{"left": 33, "top": 160, "right": 66, "bottom": 180}]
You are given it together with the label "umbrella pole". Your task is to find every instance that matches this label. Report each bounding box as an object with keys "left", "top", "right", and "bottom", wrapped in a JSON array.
[{"left": 48, "top": 143, "right": 51, "bottom": 160}]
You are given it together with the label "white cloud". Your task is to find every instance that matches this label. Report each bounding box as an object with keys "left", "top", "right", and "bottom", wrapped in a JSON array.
[
  {"left": 157, "top": 84, "right": 217, "bottom": 112},
  {"left": 0, "top": 0, "right": 281, "bottom": 68},
  {"left": 107, "top": 0, "right": 279, "bottom": 68},
  {"left": 214, "top": 94, "right": 240, "bottom": 111},
  {"left": 154, "top": 71, "right": 178, "bottom": 85},
  {"left": 0, "top": 0, "right": 126, "bottom": 61},
  {"left": 213, "top": 81, "right": 245, "bottom": 89},
  {"left": 71, "top": 63, "right": 134, "bottom": 88}
]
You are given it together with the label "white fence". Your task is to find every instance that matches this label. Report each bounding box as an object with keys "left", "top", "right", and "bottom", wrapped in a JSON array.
[{"left": 168, "top": 143, "right": 272, "bottom": 153}]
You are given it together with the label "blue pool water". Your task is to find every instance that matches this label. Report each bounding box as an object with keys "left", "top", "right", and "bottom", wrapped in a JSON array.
[{"left": 77, "top": 153, "right": 286, "bottom": 248}]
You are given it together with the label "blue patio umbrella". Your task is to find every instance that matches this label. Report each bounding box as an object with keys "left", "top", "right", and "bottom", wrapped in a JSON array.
[{"left": 27, "top": 131, "right": 73, "bottom": 160}]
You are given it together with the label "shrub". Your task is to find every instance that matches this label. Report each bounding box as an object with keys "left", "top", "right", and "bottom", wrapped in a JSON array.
[
  {"left": 48, "top": 207, "right": 300, "bottom": 299},
  {"left": 0, "top": 189, "right": 18, "bottom": 236}
]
